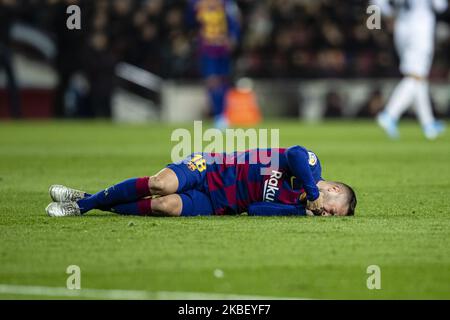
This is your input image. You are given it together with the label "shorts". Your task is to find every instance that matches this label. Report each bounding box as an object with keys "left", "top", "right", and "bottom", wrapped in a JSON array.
[
  {"left": 201, "top": 54, "right": 230, "bottom": 78},
  {"left": 167, "top": 153, "right": 214, "bottom": 216},
  {"left": 394, "top": 22, "right": 434, "bottom": 77},
  {"left": 397, "top": 45, "right": 433, "bottom": 78},
  {"left": 178, "top": 190, "right": 214, "bottom": 216}
]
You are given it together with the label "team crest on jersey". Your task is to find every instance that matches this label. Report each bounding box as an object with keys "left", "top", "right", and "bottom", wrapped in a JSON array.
[{"left": 308, "top": 152, "right": 317, "bottom": 166}]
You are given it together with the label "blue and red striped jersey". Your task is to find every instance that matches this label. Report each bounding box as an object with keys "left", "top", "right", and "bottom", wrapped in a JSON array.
[
  {"left": 187, "top": 0, "right": 240, "bottom": 57},
  {"left": 201, "top": 146, "right": 323, "bottom": 215}
]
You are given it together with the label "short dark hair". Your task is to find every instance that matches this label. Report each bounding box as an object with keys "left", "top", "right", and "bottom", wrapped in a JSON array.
[{"left": 337, "top": 182, "right": 357, "bottom": 216}]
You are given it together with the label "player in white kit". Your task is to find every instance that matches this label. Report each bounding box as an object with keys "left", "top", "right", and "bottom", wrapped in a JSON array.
[{"left": 373, "top": 0, "right": 448, "bottom": 139}]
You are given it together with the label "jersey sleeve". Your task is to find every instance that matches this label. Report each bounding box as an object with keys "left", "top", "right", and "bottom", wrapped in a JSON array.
[
  {"left": 248, "top": 202, "right": 306, "bottom": 216},
  {"left": 285, "top": 145, "right": 320, "bottom": 201},
  {"left": 225, "top": 0, "right": 240, "bottom": 42}
]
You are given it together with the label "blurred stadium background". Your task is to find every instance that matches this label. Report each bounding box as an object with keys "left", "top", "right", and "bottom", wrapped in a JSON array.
[
  {"left": 1, "top": 0, "right": 450, "bottom": 300},
  {"left": 0, "top": 0, "right": 449, "bottom": 123}
]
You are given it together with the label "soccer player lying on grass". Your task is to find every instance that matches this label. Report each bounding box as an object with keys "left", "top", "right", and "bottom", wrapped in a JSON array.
[{"left": 45, "top": 145, "right": 357, "bottom": 217}]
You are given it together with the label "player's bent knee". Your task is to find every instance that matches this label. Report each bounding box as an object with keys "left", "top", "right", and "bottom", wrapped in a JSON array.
[
  {"left": 149, "top": 175, "right": 164, "bottom": 193},
  {"left": 152, "top": 195, "right": 182, "bottom": 217},
  {"left": 149, "top": 168, "right": 179, "bottom": 195}
]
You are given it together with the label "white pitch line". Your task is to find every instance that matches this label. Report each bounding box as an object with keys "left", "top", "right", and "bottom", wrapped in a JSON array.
[{"left": 0, "top": 284, "right": 307, "bottom": 300}]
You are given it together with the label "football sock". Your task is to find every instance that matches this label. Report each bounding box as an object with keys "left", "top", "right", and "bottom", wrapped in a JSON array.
[
  {"left": 77, "top": 177, "right": 150, "bottom": 214},
  {"left": 385, "top": 77, "right": 417, "bottom": 121},
  {"left": 208, "top": 82, "right": 228, "bottom": 117},
  {"left": 414, "top": 80, "right": 435, "bottom": 127},
  {"left": 105, "top": 198, "right": 152, "bottom": 216}
]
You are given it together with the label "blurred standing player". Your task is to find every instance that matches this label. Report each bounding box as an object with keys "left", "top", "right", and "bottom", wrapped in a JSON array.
[
  {"left": 187, "top": 0, "right": 240, "bottom": 129},
  {"left": 374, "top": 0, "right": 448, "bottom": 139}
]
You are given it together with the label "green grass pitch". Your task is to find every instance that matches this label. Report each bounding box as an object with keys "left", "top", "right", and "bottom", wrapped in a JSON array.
[{"left": 0, "top": 120, "right": 449, "bottom": 299}]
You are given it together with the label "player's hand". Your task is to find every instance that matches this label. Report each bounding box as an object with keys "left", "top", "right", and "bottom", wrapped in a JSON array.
[{"left": 307, "top": 193, "right": 324, "bottom": 215}]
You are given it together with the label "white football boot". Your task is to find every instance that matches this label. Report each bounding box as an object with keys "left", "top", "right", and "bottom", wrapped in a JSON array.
[
  {"left": 376, "top": 111, "right": 399, "bottom": 139},
  {"left": 46, "top": 202, "right": 81, "bottom": 217},
  {"left": 49, "top": 185, "right": 86, "bottom": 202},
  {"left": 423, "top": 121, "right": 446, "bottom": 140}
]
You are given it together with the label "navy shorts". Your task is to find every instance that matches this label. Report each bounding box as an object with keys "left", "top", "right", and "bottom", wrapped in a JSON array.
[
  {"left": 167, "top": 154, "right": 214, "bottom": 216},
  {"left": 178, "top": 190, "right": 214, "bottom": 216},
  {"left": 201, "top": 54, "right": 230, "bottom": 78}
]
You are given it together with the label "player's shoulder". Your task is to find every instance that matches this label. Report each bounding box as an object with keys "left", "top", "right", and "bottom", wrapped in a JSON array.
[
  {"left": 286, "top": 145, "right": 320, "bottom": 165},
  {"left": 306, "top": 150, "right": 319, "bottom": 166}
]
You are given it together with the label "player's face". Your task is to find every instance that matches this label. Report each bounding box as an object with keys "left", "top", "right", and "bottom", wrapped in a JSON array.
[
  {"left": 305, "top": 194, "right": 348, "bottom": 216},
  {"left": 321, "top": 200, "right": 348, "bottom": 216},
  {"left": 319, "top": 187, "right": 349, "bottom": 216}
]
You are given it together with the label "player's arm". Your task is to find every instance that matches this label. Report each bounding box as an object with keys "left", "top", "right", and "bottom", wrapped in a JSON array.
[
  {"left": 286, "top": 146, "right": 320, "bottom": 201},
  {"left": 285, "top": 146, "right": 323, "bottom": 213},
  {"left": 248, "top": 202, "right": 306, "bottom": 216},
  {"left": 225, "top": 0, "right": 241, "bottom": 50}
]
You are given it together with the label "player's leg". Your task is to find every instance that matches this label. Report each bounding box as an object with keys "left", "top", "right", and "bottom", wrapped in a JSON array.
[
  {"left": 381, "top": 27, "right": 444, "bottom": 140},
  {"left": 46, "top": 177, "right": 151, "bottom": 216},
  {"left": 406, "top": 49, "right": 445, "bottom": 139},
  {"left": 377, "top": 28, "right": 415, "bottom": 138},
  {"left": 46, "top": 190, "right": 214, "bottom": 217},
  {"left": 177, "top": 190, "right": 214, "bottom": 216},
  {"left": 47, "top": 176, "right": 157, "bottom": 216},
  {"left": 104, "top": 163, "right": 212, "bottom": 216},
  {"left": 206, "top": 76, "right": 227, "bottom": 115},
  {"left": 108, "top": 194, "right": 183, "bottom": 217},
  {"left": 48, "top": 168, "right": 180, "bottom": 204},
  {"left": 148, "top": 168, "right": 179, "bottom": 196},
  {"left": 72, "top": 176, "right": 152, "bottom": 214},
  {"left": 102, "top": 190, "right": 213, "bottom": 217},
  {"left": 202, "top": 55, "right": 230, "bottom": 129},
  {"left": 46, "top": 194, "right": 182, "bottom": 217},
  {"left": 379, "top": 76, "right": 416, "bottom": 121},
  {"left": 53, "top": 168, "right": 179, "bottom": 215},
  {"left": 46, "top": 154, "right": 207, "bottom": 217},
  {"left": 413, "top": 76, "right": 445, "bottom": 139}
]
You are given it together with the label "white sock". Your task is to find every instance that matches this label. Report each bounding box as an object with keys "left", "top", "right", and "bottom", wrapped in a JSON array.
[
  {"left": 414, "top": 80, "right": 435, "bottom": 127},
  {"left": 385, "top": 77, "right": 417, "bottom": 121}
]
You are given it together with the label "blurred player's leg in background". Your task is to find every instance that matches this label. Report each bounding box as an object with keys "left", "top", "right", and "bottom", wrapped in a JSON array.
[
  {"left": 377, "top": 76, "right": 416, "bottom": 138},
  {"left": 203, "top": 59, "right": 230, "bottom": 129},
  {"left": 413, "top": 76, "right": 445, "bottom": 137},
  {"left": 375, "top": 0, "right": 447, "bottom": 140}
]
